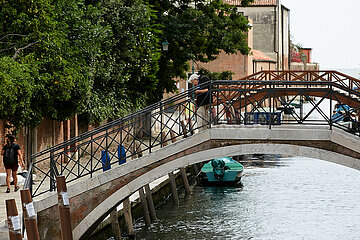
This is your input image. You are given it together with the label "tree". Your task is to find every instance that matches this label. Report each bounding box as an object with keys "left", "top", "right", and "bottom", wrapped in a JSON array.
[
  {"left": 0, "top": 0, "right": 253, "bottom": 128},
  {"left": 0, "top": 0, "right": 103, "bottom": 126},
  {"left": 0, "top": 57, "right": 37, "bottom": 127},
  {"left": 147, "top": 0, "right": 253, "bottom": 102},
  {"left": 81, "top": 0, "right": 161, "bottom": 123},
  {"left": 0, "top": 0, "right": 161, "bottom": 126}
]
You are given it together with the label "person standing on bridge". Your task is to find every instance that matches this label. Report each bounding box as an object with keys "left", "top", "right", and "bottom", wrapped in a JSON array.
[
  {"left": 1, "top": 134, "right": 25, "bottom": 193},
  {"left": 188, "top": 73, "right": 212, "bottom": 131}
]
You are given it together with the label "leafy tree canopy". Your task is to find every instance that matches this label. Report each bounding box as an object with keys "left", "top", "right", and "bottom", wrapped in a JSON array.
[
  {"left": 0, "top": 0, "right": 252, "bottom": 128},
  {"left": 148, "top": 0, "right": 252, "bottom": 102},
  {"left": 0, "top": 0, "right": 160, "bottom": 126}
]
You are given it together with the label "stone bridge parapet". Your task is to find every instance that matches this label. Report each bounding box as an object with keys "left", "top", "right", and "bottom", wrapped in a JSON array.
[{"left": 34, "top": 125, "right": 360, "bottom": 239}]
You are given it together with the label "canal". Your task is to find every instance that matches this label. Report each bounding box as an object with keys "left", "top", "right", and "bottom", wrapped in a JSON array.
[{"left": 130, "top": 156, "right": 360, "bottom": 239}]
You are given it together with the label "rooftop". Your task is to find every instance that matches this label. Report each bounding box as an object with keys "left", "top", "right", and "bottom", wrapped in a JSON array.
[
  {"left": 223, "top": 0, "right": 277, "bottom": 6},
  {"left": 252, "top": 49, "right": 276, "bottom": 62}
]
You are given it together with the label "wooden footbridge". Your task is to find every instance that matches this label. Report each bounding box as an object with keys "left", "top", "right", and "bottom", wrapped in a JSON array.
[{"left": 16, "top": 70, "right": 360, "bottom": 239}]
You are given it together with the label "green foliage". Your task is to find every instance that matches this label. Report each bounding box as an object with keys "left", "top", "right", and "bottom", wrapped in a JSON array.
[
  {"left": 0, "top": 0, "right": 160, "bottom": 126},
  {"left": 0, "top": 56, "right": 38, "bottom": 126},
  {"left": 148, "top": 0, "right": 252, "bottom": 102},
  {"left": 0, "top": 0, "right": 252, "bottom": 128},
  {"left": 81, "top": 0, "right": 161, "bottom": 123},
  {"left": 198, "top": 68, "right": 233, "bottom": 81}
]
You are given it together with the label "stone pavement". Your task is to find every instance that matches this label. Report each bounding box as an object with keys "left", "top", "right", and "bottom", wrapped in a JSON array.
[{"left": 0, "top": 184, "right": 23, "bottom": 240}]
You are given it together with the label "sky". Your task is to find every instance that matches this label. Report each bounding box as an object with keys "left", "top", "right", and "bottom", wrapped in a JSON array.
[{"left": 281, "top": 0, "right": 360, "bottom": 71}]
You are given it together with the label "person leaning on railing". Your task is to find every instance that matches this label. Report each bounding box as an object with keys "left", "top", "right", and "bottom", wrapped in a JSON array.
[{"left": 188, "top": 74, "right": 211, "bottom": 131}]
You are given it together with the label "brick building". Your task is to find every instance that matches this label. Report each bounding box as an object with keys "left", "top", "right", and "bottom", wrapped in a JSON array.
[
  {"left": 1, "top": 0, "right": 291, "bottom": 173},
  {"left": 165, "top": 0, "right": 288, "bottom": 98},
  {"left": 225, "top": 0, "right": 290, "bottom": 70},
  {"left": 0, "top": 116, "right": 98, "bottom": 172},
  {"left": 290, "top": 47, "right": 320, "bottom": 71}
]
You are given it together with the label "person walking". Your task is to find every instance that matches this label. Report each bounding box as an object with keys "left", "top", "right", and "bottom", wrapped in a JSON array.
[
  {"left": 188, "top": 73, "right": 211, "bottom": 131},
  {"left": 1, "top": 134, "right": 25, "bottom": 193}
]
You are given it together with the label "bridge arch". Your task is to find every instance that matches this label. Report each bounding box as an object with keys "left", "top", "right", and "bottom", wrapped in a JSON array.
[
  {"left": 34, "top": 125, "right": 360, "bottom": 239},
  {"left": 74, "top": 141, "right": 360, "bottom": 239}
]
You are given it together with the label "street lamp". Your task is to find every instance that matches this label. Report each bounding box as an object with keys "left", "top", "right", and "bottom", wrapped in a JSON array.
[{"left": 161, "top": 38, "right": 169, "bottom": 51}]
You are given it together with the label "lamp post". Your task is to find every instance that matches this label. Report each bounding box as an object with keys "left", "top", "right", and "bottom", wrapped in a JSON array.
[{"left": 161, "top": 38, "right": 169, "bottom": 51}]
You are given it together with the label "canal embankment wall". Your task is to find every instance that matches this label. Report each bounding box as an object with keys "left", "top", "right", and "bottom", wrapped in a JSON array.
[{"left": 88, "top": 168, "right": 196, "bottom": 239}]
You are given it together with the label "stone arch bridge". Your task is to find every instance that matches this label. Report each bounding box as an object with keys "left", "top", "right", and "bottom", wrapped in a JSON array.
[{"left": 26, "top": 70, "right": 360, "bottom": 239}]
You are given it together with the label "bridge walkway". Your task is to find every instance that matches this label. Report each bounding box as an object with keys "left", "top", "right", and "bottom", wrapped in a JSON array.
[{"left": 2, "top": 70, "right": 360, "bottom": 239}]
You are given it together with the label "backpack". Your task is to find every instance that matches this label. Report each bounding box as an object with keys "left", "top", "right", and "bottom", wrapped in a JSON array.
[
  {"left": 4, "top": 143, "right": 16, "bottom": 165},
  {"left": 197, "top": 75, "right": 212, "bottom": 106}
]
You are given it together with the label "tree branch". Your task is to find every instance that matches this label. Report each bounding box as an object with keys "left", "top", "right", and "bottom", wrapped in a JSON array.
[
  {"left": 0, "top": 34, "right": 28, "bottom": 41},
  {"left": 0, "top": 46, "right": 15, "bottom": 53},
  {"left": 12, "top": 40, "right": 39, "bottom": 60}
]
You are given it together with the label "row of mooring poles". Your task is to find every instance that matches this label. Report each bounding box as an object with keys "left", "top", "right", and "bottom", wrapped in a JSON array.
[
  {"left": 5, "top": 176, "right": 73, "bottom": 240},
  {"left": 134, "top": 130, "right": 193, "bottom": 228},
  {"left": 110, "top": 119, "right": 197, "bottom": 238},
  {"left": 5, "top": 127, "right": 198, "bottom": 240}
]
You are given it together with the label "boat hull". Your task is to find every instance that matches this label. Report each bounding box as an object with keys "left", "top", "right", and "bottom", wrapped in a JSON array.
[{"left": 200, "top": 157, "right": 244, "bottom": 186}]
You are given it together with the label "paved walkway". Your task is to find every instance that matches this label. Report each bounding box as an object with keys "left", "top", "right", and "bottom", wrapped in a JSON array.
[
  {"left": 0, "top": 184, "right": 23, "bottom": 219},
  {"left": 0, "top": 183, "right": 24, "bottom": 239}
]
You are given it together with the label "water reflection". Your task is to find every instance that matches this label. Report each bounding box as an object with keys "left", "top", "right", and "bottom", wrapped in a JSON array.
[{"left": 134, "top": 157, "right": 360, "bottom": 240}]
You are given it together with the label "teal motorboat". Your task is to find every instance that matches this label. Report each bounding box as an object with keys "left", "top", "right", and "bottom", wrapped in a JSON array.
[{"left": 200, "top": 156, "right": 244, "bottom": 186}]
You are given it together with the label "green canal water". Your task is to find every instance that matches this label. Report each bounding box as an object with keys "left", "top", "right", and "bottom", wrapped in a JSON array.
[{"left": 121, "top": 157, "right": 360, "bottom": 239}]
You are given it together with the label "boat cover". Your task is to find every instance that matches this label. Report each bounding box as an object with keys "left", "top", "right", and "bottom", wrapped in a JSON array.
[{"left": 211, "top": 159, "right": 230, "bottom": 180}]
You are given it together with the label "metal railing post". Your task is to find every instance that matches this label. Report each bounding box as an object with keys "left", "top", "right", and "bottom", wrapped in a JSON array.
[
  {"left": 160, "top": 102, "right": 163, "bottom": 147},
  {"left": 90, "top": 135, "right": 93, "bottom": 178},
  {"left": 330, "top": 84, "right": 333, "bottom": 130},
  {"left": 216, "top": 82, "right": 219, "bottom": 125},
  {"left": 209, "top": 82, "right": 212, "bottom": 128},
  {"left": 50, "top": 151, "right": 55, "bottom": 192},
  {"left": 148, "top": 113, "right": 152, "bottom": 154},
  {"left": 269, "top": 82, "right": 272, "bottom": 129}
]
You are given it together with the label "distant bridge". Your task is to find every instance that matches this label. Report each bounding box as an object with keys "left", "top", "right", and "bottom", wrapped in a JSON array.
[{"left": 26, "top": 70, "right": 360, "bottom": 239}]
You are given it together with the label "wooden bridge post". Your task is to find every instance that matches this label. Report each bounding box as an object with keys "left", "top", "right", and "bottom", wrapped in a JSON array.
[
  {"left": 168, "top": 172, "right": 179, "bottom": 205},
  {"left": 56, "top": 176, "right": 73, "bottom": 240},
  {"left": 5, "top": 199, "right": 22, "bottom": 240},
  {"left": 144, "top": 184, "right": 157, "bottom": 221},
  {"left": 123, "top": 198, "right": 135, "bottom": 236},
  {"left": 139, "top": 187, "right": 151, "bottom": 227},
  {"left": 20, "top": 189, "right": 40, "bottom": 240},
  {"left": 180, "top": 168, "right": 191, "bottom": 195},
  {"left": 110, "top": 209, "right": 122, "bottom": 240},
  {"left": 193, "top": 164, "right": 199, "bottom": 176}
]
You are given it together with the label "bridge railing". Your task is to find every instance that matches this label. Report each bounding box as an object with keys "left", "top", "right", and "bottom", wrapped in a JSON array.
[
  {"left": 242, "top": 70, "right": 360, "bottom": 95},
  {"left": 27, "top": 76, "right": 360, "bottom": 197}
]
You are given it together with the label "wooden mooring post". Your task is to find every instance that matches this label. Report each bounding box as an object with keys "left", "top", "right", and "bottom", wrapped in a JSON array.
[
  {"left": 180, "top": 168, "right": 191, "bottom": 195},
  {"left": 193, "top": 164, "right": 199, "bottom": 176},
  {"left": 145, "top": 184, "right": 157, "bottom": 221},
  {"left": 110, "top": 209, "right": 121, "bottom": 240},
  {"left": 168, "top": 172, "right": 179, "bottom": 205},
  {"left": 139, "top": 187, "right": 151, "bottom": 227},
  {"left": 20, "top": 189, "right": 40, "bottom": 240},
  {"left": 56, "top": 176, "right": 73, "bottom": 240},
  {"left": 5, "top": 199, "right": 22, "bottom": 240},
  {"left": 123, "top": 198, "right": 135, "bottom": 236}
]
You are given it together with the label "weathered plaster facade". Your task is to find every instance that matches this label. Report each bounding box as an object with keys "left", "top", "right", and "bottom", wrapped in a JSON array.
[{"left": 235, "top": 2, "right": 290, "bottom": 70}]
